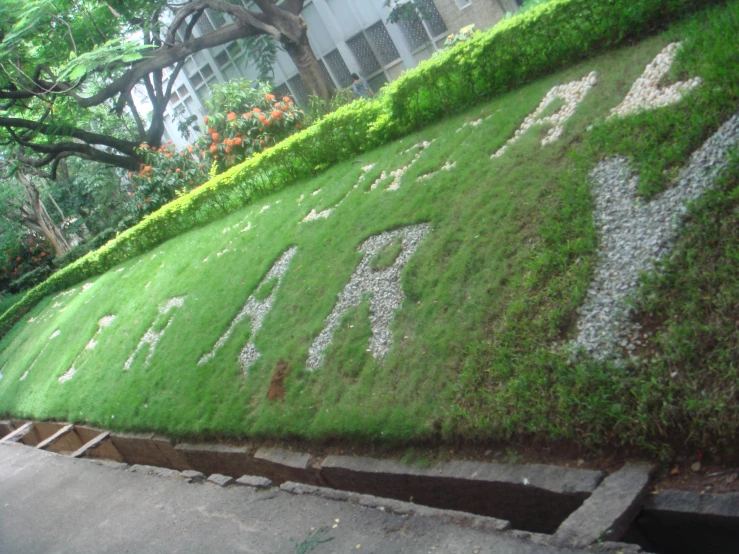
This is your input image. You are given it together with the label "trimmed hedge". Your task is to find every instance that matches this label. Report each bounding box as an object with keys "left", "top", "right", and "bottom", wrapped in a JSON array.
[
  {"left": 0, "top": 0, "right": 719, "bottom": 338},
  {"left": 53, "top": 228, "right": 118, "bottom": 270}
]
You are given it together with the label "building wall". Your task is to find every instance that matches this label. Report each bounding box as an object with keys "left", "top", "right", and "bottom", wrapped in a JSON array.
[{"left": 161, "top": 0, "right": 518, "bottom": 146}]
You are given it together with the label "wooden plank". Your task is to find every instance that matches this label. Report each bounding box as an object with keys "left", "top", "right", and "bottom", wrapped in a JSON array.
[
  {"left": 35, "top": 424, "right": 74, "bottom": 451},
  {"left": 0, "top": 422, "right": 34, "bottom": 445},
  {"left": 71, "top": 431, "right": 110, "bottom": 458}
]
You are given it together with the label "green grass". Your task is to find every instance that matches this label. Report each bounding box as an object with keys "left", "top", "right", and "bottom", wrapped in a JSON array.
[{"left": 0, "top": 3, "right": 738, "bottom": 457}]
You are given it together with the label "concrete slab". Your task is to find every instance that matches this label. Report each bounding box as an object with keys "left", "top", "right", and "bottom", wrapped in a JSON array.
[
  {"left": 633, "top": 490, "right": 739, "bottom": 554},
  {"left": 18, "top": 421, "right": 66, "bottom": 447},
  {"left": 152, "top": 435, "right": 192, "bottom": 470},
  {"left": 551, "top": 462, "right": 656, "bottom": 547},
  {"left": 110, "top": 432, "right": 173, "bottom": 467},
  {"left": 0, "top": 422, "right": 34, "bottom": 445},
  {"left": 175, "top": 444, "right": 255, "bottom": 478},
  {"left": 0, "top": 420, "right": 14, "bottom": 437},
  {"left": 0, "top": 443, "right": 597, "bottom": 554},
  {"left": 253, "top": 446, "right": 321, "bottom": 485},
  {"left": 35, "top": 424, "right": 75, "bottom": 451},
  {"left": 181, "top": 470, "right": 206, "bottom": 483},
  {"left": 320, "top": 455, "right": 603, "bottom": 533}
]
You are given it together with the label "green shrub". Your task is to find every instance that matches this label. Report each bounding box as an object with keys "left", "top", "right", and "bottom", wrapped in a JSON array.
[
  {"left": 7, "top": 263, "right": 52, "bottom": 294},
  {"left": 0, "top": 0, "right": 719, "bottom": 339},
  {"left": 54, "top": 228, "right": 117, "bottom": 270}
]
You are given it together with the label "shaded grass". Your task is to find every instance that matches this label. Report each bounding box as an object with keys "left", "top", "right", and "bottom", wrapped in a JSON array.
[{"left": 0, "top": 4, "right": 736, "bottom": 458}]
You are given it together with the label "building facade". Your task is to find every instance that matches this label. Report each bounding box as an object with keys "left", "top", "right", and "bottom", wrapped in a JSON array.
[{"left": 162, "top": 0, "right": 520, "bottom": 146}]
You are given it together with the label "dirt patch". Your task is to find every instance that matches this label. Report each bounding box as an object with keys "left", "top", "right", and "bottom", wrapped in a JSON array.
[{"left": 267, "top": 360, "right": 288, "bottom": 401}]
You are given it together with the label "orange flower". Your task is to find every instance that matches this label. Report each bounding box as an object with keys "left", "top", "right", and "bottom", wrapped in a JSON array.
[
  {"left": 271, "top": 109, "right": 283, "bottom": 120},
  {"left": 227, "top": 111, "right": 237, "bottom": 121},
  {"left": 243, "top": 112, "right": 250, "bottom": 118},
  {"left": 203, "top": 116, "right": 209, "bottom": 124},
  {"left": 165, "top": 153, "right": 172, "bottom": 158},
  {"left": 282, "top": 96, "right": 291, "bottom": 103},
  {"left": 144, "top": 165, "right": 152, "bottom": 172},
  {"left": 210, "top": 144, "right": 218, "bottom": 152},
  {"left": 253, "top": 107, "right": 261, "bottom": 113},
  {"left": 225, "top": 146, "right": 231, "bottom": 153},
  {"left": 175, "top": 168, "right": 181, "bottom": 173},
  {"left": 296, "top": 123, "right": 302, "bottom": 129},
  {"left": 265, "top": 93, "right": 276, "bottom": 102},
  {"left": 234, "top": 137, "right": 242, "bottom": 145},
  {"left": 127, "top": 171, "right": 133, "bottom": 178},
  {"left": 211, "top": 133, "right": 219, "bottom": 141},
  {"left": 187, "top": 145, "right": 193, "bottom": 153}
]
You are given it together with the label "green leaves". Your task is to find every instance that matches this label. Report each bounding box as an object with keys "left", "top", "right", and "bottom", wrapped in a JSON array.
[{"left": 56, "top": 38, "right": 154, "bottom": 82}]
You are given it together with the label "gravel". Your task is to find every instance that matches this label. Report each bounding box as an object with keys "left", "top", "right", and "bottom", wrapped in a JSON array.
[
  {"left": 306, "top": 224, "right": 431, "bottom": 371},
  {"left": 609, "top": 42, "right": 701, "bottom": 119},
  {"left": 198, "top": 247, "right": 297, "bottom": 372},
  {"left": 571, "top": 112, "right": 739, "bottom": 360},
  {"left": 124, "top": 297, "right": 185, "bottom": 371},
  {"left": 493, "top": 72, "right": 597, "bottom": 158}
]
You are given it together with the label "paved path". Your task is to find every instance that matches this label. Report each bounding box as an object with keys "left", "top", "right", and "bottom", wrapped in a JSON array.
[{"left": 0, "top": 444, "right": 590, "bottom": 554}]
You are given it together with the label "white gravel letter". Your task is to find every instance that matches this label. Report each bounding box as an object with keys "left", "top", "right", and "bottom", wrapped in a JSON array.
[
  {"left": 609, "top": 42, "right": 701, "bottom": 119},
  {"left": 493, "top": 72, "right": 597, "bottom": 158},
  {"left": 124, "top": 297, "right": 185, "bottom": 371},
  {"left": 572, "top": 112, "right": 739, "bottom": 359},
  {"left": 58, "top": 315, "right": 116, "bottom": 383},
  {"left": 305, "top": 224, "right": 431, "bottom": 371},
  {"left": 198, "top": 247, "right": 297, "bottom": 373}
]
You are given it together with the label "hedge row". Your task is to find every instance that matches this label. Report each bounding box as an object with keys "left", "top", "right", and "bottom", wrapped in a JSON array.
[{"left": 0, "top": 0, "right": 718, "bottom": 338}]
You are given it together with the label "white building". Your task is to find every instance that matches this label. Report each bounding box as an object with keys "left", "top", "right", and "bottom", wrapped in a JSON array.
[{"left": 162, "top": 0, "right": 521, "bottom": 146}]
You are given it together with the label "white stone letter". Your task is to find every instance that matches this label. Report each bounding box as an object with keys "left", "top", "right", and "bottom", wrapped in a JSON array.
[
  {"left": 492, "top": 72, "right": 597, "bottom": 158},
  {"left": 572, "top": 112, "right": 739, "bottom": 359},
  {"left": 19, "top": 329, "right": 61, "bottom": 381},
  {"left": 124, "top": 297, "right": 185, "bottom": 371},
  {"left": 198, "top": 247, "right": 297, "bottom": 373},
  {"left": 58, "top": 315, "right": 116, "bottom": 383},
  {"left": 306, "top": 224, "right": 431, "bottom": 371},
  {"left": 609, "top": 42, "right": 701, "bottom": 119}
]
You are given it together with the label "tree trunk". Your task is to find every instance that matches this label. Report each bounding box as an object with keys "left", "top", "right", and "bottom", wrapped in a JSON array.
[
  {"left": 17, "top": 171, "right": 71, "bottom": 257},
  {"left": 282, "top": 18, "right": 335, "bottom": 101}
]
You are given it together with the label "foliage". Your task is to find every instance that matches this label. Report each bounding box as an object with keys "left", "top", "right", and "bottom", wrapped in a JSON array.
[
  {"left": 443, "top": 25, "right": 479, "bottom": 49},
  {"left": 0, "top": 234, "right": 53, "bottom": 292},
  {"left": 0, "top": 0, "right": 719, "bottom": 341},
  {"left": 53, "top": 228, "right": 117, "bottom": 270},
  {"left": 194, "top": 80, "right": 307, "bottom": 174},
  {"left": 7, "top": 263, "right": 52, "bottom": 294},
  {"left": 128, "top": 144, "right": 208, "bottom": 216}
]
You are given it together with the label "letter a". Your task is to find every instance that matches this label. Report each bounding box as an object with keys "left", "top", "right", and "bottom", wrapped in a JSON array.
[
  {"left": 198, "top": 247, "right": 297, "bottom": 373},
  {"left": 124, "top": 297, "right": 185, "bottom": 371},
  {"left": 306, "top": 224, "right": 431, "bottom": 371}
]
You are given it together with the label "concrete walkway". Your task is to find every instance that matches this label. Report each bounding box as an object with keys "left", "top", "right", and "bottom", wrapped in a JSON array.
[{"left": 0, "top": 444, "right": 594, "bottom": 554}]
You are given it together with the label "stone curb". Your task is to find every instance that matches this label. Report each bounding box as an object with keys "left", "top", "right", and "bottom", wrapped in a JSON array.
[
  {"left": 280, "top": 481, "right": 511, "bottom": 533},
  {"left": 320, "top": 455, "right": 603, "bottom": 533}
]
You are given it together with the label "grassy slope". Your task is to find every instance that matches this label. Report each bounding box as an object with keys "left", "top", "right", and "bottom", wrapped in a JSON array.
[{"left": 0, "top": 3, "right": 737, "bottom": 455}]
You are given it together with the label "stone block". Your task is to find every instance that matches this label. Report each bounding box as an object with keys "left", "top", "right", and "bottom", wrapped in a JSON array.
[
  {"left": 71, "top": 431, "right": 111, "bottom": 458},
  {"left": 152, "top": 435, "right": 192, "bottom": 470},
  {"left": 207, "top": 473, "right": 235, "bottom": 487},
  {"left": 551, "top": 462, "right": 656, "bottom": 547},
  {"left": 320, "top": 456, "right": 603, "bottom": 533},
  {"left": 182, "top": 470, "right": 206, "bottom": 483},
  {"left": 235, "top": 475, "right": 273, "bottom": 489},
  {"left": 635, "top": 490, "right": 739, "bottom": 554},
  {"left": 36, "top": 424, "right": 75, "bottom": 452},
  {"left": 110, "top": 433, "right": 174, "bottom": 468},
  {"left": 253, "top": 447, "right": 321, "bottom": 485},
  {"left": 175, "top": 444, "right": 255, "bottom": 478},
  {"left": 131, "top": 464, "right": 185, "bottom": 481}
]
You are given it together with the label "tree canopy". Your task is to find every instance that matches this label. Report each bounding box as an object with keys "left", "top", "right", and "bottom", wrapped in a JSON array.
[{"left": 0, "top": 0, "right": 333, "bottom": 176}]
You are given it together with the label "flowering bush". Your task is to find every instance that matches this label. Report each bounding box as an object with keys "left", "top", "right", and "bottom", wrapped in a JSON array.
[
  {"left": 126, "top": 80, "right": 305, "bottom": 215},
  {"left": 128, "top": 142, "right": 208, "bottom": 215},
  {"left": 194, "top": 80, "right": 306, "bottom": 174}
]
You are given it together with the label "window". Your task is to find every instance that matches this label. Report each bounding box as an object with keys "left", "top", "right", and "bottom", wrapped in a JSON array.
[
  {"left": 324, "top": 49, "right": 353, "bottom": 88},
  {"left": 347, "top": 33, "right": 381, "bottom": 76}
]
